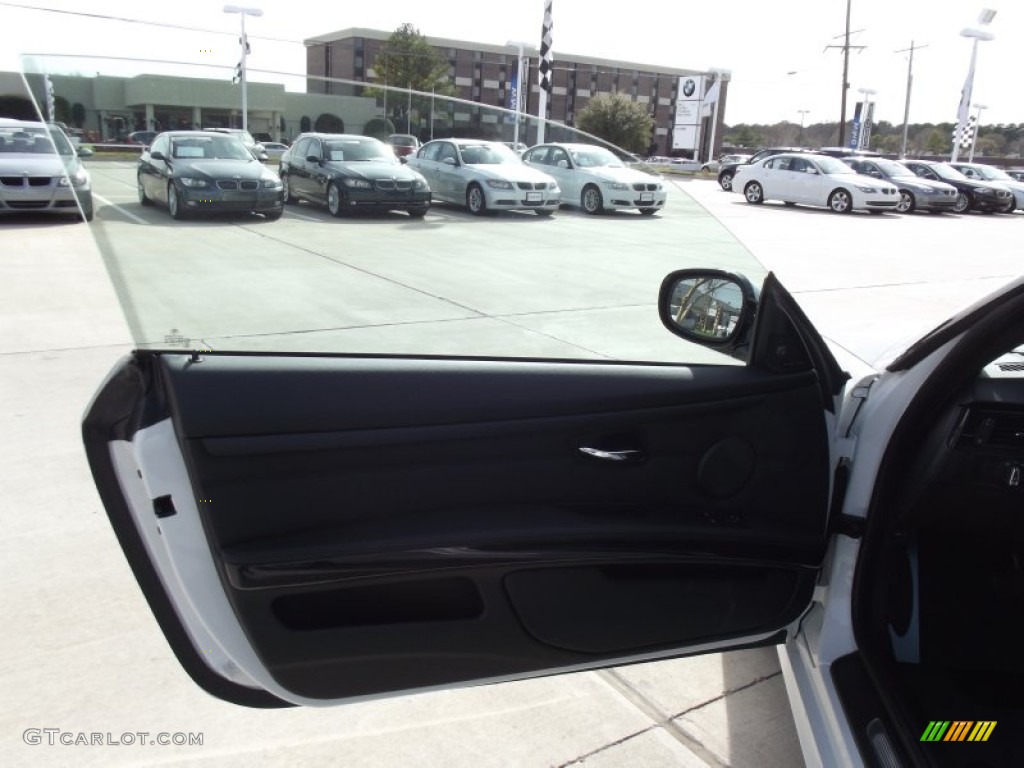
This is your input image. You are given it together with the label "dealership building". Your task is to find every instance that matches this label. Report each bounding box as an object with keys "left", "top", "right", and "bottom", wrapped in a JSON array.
[{"left": 303, "top": 28, "right": 729, "bottom": 157}]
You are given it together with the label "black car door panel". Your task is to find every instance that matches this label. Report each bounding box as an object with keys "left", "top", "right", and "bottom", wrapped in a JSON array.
[{"left": 85, "top": 351, "right": 830, "bottom": 704}]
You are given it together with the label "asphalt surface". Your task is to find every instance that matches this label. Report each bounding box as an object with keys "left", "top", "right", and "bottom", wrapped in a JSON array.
[{"left": 2, "top": 162, "right": 1022, "bottom": 767}]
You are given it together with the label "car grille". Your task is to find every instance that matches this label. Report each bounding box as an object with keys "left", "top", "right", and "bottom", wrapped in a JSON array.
[
  {"left": 1, "top": 176, "right": 53, "bottom": 187},
  {"left": 881, "top": 188, "right": 895, "bottom": 195},
  {"left": 375, "top": 179, "right": 413, "bottom": 191},
  {"left": 216, "top": 180, "right": 260, "bottom": 191},
  {"left": 632, "top": 183, "right": 659, "bottom": 191},
  {"left": 517, "top": 182, "right": 547, "bottom": 190},
  {"left": 5, "top": 200, "right": 49, "bottom": 209}
]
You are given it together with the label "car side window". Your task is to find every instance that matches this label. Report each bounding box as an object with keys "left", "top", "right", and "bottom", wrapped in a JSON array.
[
  {"left": 550, "top": 149, "right": 570, "bottom": 168},
  {"left": 290, "top": 138, "right": 308, "bottom": 161},
  {"left": 438, "top": 143, "right": 458, "bottom": 164},
  {"left": 767, "top": 157, "right": 791, "bottom": 171},
  {"left": 151, "top": 135, "right": 168, "bottom": 157},
  {"left": 789, "top": 158, "right": 808, "bottom": 173},
  {"left": 305, "top": 138, "right": 321, "bottom": 161},
  {"left": 525, "top": 147, "right": 549, "bottom": 165}
]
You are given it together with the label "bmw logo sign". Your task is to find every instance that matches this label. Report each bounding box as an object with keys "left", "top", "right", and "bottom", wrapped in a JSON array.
[{"left": 682, "top": 79, "right": 696, "bottom": 98}]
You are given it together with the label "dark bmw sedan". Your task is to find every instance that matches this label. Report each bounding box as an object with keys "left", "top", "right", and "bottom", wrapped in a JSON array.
[
  {"left": 137, "top": 131, "right": 284, "bottom": 221},
  {"left": 279, "top": 133, "right": 431, "bottom": 217},
  {"left": 901, "top": 159, "right": 1013, "bottom": 214}
]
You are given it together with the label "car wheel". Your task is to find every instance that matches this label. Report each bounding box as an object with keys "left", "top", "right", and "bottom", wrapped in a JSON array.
[
  {"left": 327, "top": 183, "right": 345, "bottom": 217},
  {"left": 896, "top": 190, "right": 916, "bottom": 214},
  {"left": 281, "top": 174, "right": 296, "bottom": 205},
  {"left": 719, "top": 171, "right": 734, "bottom": 191},
  {"left": 743, "top": 181, "right": 763, "bottom": 205},
  {"left": 581, "top": 185, "right": 604, "bottom": 215},
  {"left": 638, "top": 208, "right": 657, "bottom": 216},
  {"left": 263, "top": 209, "right": 283, "bottom": 221},
  {"left": 828, "top": 188, "right": 852, "bottom": 214},
  {"left": 953, "top": 192, "right": 971, "bottom": 214},
  {"left": 79, "top": 195, "right": 94, "bottom": 222},
  {"left": 137, "top": 175, "right": 153, "bottom": 206},
  {"left": 466, "top": 183, "right": 487, "bottom": 215},
  {"left": 168, "top": 183, "right": 188, "bottom": 220}
]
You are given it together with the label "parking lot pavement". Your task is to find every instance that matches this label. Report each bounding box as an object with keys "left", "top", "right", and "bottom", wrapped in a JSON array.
[{"left": 5, "top": 165, "right": 1022, "bottom": 767}]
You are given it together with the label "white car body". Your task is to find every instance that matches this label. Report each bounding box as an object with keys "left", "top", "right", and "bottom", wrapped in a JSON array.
[
  {"left": 734, "top": 153, "right": 900, "bottom": 213},
  {"left": 407, "top": 139, "right": 560, "bottom": 215},
  {"left": 522, "top": 142, "right": 666, "bottom": 215}
]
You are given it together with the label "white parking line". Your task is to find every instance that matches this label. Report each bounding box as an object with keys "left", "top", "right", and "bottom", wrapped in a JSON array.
[
  {"left": 283, "top": 210, "right": 326, "bottom": 222},
  {"left": 93, "top": 193, "right": 149, "bottom": 225}
]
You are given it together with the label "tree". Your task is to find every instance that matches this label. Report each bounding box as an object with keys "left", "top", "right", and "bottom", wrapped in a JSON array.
[
  {"left": 363, "top": 117, "right": 395, "bottom": 141},
  {"left": 314, "top": 113, "right": 345, "bottom": 133},
  {"left": 369, "top": 24, "right": 454, "bottom": 135},
  {"left": 925, "top": 128, "right": 948, "bottom": 155},
  {"left": 576, "top": 93, "right": 654, "bottom": 154}
]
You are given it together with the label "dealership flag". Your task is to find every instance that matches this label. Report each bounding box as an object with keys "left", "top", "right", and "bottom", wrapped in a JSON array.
[
  {"left": 538, "top": 0, "right": 553, "bottom": 93},
  {"left": 954, "top": 50, "right": 975, "bottom": 151},
  {"left": 701, "top": 78, "right": 720, "bottom": 117}
]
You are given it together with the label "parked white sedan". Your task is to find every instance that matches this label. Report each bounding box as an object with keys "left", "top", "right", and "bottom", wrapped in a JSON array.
[
  {"left": 733, "top": 153, "right": 900, "bottom": 214},
  {"left": 522, "top": 142, "right": 666, "bottom": 215},
  {"left": 406, "top": 139, "right": 560, "bottom": 215}
]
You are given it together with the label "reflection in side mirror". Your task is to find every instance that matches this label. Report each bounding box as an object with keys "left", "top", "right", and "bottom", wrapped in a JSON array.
[{"left": 658, "top": 269, "right": 757, "bottom": 352}]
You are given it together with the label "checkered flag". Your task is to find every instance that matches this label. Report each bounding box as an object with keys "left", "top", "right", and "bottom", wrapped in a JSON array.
[
  {"left": 538, "top": 0, "right": 554, "bottom": 93},
  {"left": 961, "top": 114, "right": 978, "bottom": 149}
]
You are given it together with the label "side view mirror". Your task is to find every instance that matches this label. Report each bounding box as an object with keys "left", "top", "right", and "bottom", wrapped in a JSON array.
[
  {"left": 557, "top": 160, "right": 569, "bottom": 169},
  {"left": 77, "top": 146, "right": 94, "bottom": 158},
  {"left": 659, "top": 269, "right": 758, "bottom": 354},
  {"left": 150, "top": 150, "right": 166, "bottom": 161},
  {"left": 399, "top": 156, "right": 408, "bottom": 165},
  {"left": 305, "top": 154, "right": 320, "bottom": 164},
  {"left": 443, "top": 156, "right": 457, "bottom": 166}
]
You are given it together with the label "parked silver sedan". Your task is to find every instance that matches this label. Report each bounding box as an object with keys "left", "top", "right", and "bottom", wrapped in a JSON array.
[
  {"left": 406, "top": 139, "right": 560, "bottom": 216},
  {"left": 0, "top": 118, "right": 93, "bottom": 221},
  {"left": 522, "top": 142, "right": 666, "bottom": 215}
]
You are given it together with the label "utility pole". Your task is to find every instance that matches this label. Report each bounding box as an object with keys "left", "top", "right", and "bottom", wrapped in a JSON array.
[
  {"left": 895, "top": 41, "right": 927, "bottom": 158},
  {"left": 824, "top": 0, "right": 865, "bottom": 147}
]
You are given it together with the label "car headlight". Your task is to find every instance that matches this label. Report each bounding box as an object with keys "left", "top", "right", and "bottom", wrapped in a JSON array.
[
  {"left": 412, "top": 178, "right": 427, "bottom": 190},
  {"left": 856, "top": 185, "right": 877, "bottom": 193},
  {"left": 604, "top": 182, "right": 630, "bottom": 190},
  {"left": 918, "top": 186, "right": 937, "bottom": 194},
  {"left": 262, "top": 176, "right": 283, "bottom": 189},
  {"left": 342, "top": 178, "right": 372, "bottom": 189},
  {"left": 178, "top": 177, "right": 209, "bottom": 188},
  {"left": 58, "top": 169, "right": 89, "bottom": 187},
  {"left": 549, "top": 185, "right": 560, "bottom": 194},
  {"left": 486, "top": 180, "right": 513, "bottom": 189}
]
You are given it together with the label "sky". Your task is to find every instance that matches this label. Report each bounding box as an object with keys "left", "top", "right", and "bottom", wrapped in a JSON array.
[{"left": 0, "top": 0, "right": 1020, "bottom": 128}]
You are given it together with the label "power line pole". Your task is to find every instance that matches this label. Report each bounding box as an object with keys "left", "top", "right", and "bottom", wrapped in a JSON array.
[
  {"left": 895, "top": 41, "right": 927, "bottom": 158},
  {"left": 824, "top": 0, "right": 865, "bottom": 147}
]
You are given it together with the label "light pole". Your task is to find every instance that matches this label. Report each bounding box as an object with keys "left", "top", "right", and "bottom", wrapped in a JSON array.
[
  {"left": 797, "top": 110, "right": 810, "bottom": 146},
  {"left": 968, "top": 103, "right": 988, "bottom": 162},
  {"left": 223, "top": 5, "right": 262, "bottom": 133},
  {"left": 895, "top": 41, "right": 927, "bottom": 158},
  {"left": 951, "top": 9, "right": 996, "bottom": 162},
  {"left": 856, "top": 87, "right": 876, "bottom": 150}
]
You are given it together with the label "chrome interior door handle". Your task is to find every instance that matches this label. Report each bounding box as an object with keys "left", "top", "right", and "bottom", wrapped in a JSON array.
[{"left": 578, "top": 446, "right": 645, "bottom": 463}]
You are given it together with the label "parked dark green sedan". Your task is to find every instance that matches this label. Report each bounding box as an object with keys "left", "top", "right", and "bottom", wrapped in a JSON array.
[{"left": 279, "top": 133, "right": 431, "bottom": 218}]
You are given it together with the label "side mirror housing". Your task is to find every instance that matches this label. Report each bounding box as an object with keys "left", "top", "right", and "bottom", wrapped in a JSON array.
[
  {"left": 658, "top": 269, "right": 758, "bottom": 357},
  {"left": 150, "top": 150, "right": 166, "bottom": 161}
]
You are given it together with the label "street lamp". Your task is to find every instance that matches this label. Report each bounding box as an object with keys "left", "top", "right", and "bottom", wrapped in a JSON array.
[
  {"left": 951, "top": 9, "right": 996, "bottom": 162},
  {"left": 223, "top": 5, "right": 263, "bottom": 133},
  {"left": 968, "top": 103, "right": 988, "bottom": 162},
  {"left": 797, "top": 110, "right": 810, "bottom": 146}
]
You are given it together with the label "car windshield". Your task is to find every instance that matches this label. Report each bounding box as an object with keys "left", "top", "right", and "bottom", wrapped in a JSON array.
[
  {"left": 569, "top": 147, "right": 624, "bottom": 168},
  {"left": 458, "top": 143, "right": 520, "bottom": 164},
  {"left": 389, "top": 136, "right": 416, "bottom": 146},
  {"left": 170, "top": 136, "right": 252, "bottom": 161},
  {"left": 324, "top": 139, "right": 394, "bottom": 162},
  {"left": 874, "top": 159, "right": 916, "bottom": 177},
  {"left": 815, "top": 156, "right": 855, "bottom": 175},
  {"left": 931, "top": 163, "right": 967, "bottom": 181},
  {"left": 971, "top": 165, "right": 1011, "bottom": 181},
  {"left": 0, "top": 124, "right": 73, "bottom": 156}
]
